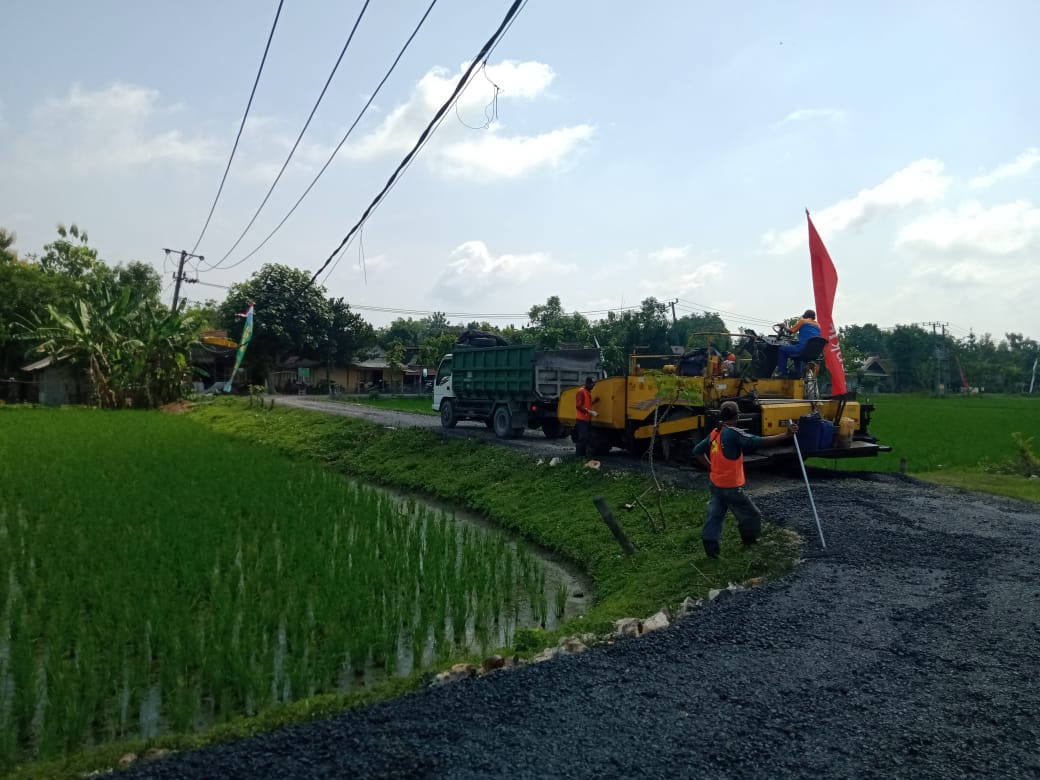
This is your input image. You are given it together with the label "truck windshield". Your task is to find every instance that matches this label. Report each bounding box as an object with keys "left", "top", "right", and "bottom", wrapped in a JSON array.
[{"left": 437, "top": 358, "right": 452, "bottom": 384}]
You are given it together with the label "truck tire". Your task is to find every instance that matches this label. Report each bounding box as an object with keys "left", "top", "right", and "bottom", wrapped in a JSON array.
[
  {"left": 440, "top": 400, "right": 457, "bottom": 429},
  {"left": 493, "top": 406, "right": 515, "bottom": 439}
]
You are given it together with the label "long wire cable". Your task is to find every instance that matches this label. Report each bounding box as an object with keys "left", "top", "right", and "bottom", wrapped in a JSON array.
[
  {"left": 309, "top": 0, "right": 525, "bottom": 287},
  {"left": 210, "top": 0, "right": 438, "bottom": 274},
  {"left": 203, "top": 0, "right": 373, "bottom": 270},
  {"left": 318, "top": 0, "right": 529, "bottom": 284},
  {"left": 190, "top": 0, "right": 285, "bottom": 255}
]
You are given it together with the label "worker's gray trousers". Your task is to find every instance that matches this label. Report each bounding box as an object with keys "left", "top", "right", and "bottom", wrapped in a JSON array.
[{"left": 702, "top": 483, "right": 763, "bottom": 553}]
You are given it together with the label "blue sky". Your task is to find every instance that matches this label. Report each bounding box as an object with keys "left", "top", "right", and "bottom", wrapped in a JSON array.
[{"left": 2, "top": 0, "right": 1038, "bottom": 342}]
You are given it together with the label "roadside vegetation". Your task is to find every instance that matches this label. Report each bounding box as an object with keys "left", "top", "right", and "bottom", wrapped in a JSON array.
[
  {"left": 3, "top": 401, "right": 797, "bottom": 779},
  {"left": 332, "top": 393, "right": 438, "bottom": 416}
]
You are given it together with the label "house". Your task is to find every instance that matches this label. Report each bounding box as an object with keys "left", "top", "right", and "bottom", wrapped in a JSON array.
[
  {"left": 277, "top": 348, "right": 436, "bottom": 394},
  {"left": 858, "top": 355, "right": 895, "bottom": 392},
  {"left": 20, "top": 354, "right": 86, "bottom": 406}
]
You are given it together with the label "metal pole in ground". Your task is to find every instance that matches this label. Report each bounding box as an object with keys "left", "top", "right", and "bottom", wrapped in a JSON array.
[{"left": 791, "top": 427, "right": 826, "bottom": 549}]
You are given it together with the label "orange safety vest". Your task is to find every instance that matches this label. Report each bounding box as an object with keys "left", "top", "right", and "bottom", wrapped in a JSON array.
[
  {"left": 575, "top": 387, "right": 593, "bottom": 422},
  {"left": 708, "top": 426, "right": 745, "bottom": 488}
]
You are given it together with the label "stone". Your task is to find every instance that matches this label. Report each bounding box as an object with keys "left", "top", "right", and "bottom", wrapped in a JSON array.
[
  {"left": 549, "top": 457, "right": 563, "bottom": 466},
  {"left": 583, "top": 460, "right": 601, "bottom": 470},
  {"left": 559, "top": 636, "right": 587, "bottom": 654},
  {"left": 431, "top": 663, "right": 477, "bottom": 686},
  {"left": 614, "top": 617, "right": 642, "bottom": 637},
  {"left": 530, "top": 647, "right": 561, "bottom": 663},
  {"left": 678, "top": 596, "right": 703, "bottom": 618},
  {"left": 118, "top": 753, "right": 138, "bottom": 767},
  {"left": 481, "top": 654, "right": 505, "bottom": 673},
  {"left": 142, "top": 748, "right": 172, "bottom": 762},
  {"left": 641, "top": 610, "right": 671, "bottom": 634}
]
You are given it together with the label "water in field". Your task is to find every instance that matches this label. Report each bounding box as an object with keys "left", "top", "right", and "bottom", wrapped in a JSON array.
[{"left": 0, "top": 471, "right": 590, "bottom": 769}]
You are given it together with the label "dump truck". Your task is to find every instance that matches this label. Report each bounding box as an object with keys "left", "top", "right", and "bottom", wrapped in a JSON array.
[
  {"left": 433, "top": 344, "right": 603, "bottom": 439},
  {"left": 557, "top": 331, "right": 890, "bottom": 464}
]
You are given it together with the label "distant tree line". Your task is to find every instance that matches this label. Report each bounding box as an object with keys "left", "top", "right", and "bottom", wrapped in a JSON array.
[{"left": 2, "top": 224, "right": 1037, "bottom": 405}]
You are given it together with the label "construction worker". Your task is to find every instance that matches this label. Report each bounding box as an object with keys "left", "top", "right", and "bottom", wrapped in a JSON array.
[
  {"left": 692, "top": 401, "right": 797, "bottom": 558},
  {"left": 574, "top": 376, "right": 598, "bottom": 456},
  {"left": 776, "top": 309, "right": 821, "bottom": 377}
]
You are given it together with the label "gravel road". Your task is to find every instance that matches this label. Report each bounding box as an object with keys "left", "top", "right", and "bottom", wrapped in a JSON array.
[{"left": 121, "top": 398, "right": 1040, "bottom": 779}]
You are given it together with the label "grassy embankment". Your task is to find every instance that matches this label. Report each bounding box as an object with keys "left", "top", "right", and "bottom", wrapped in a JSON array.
[
  {"left": 5, "top": 400, "right": 796, "bottom": 779},
  {"left": 332, "top": 394, "right": 437, "bottom": 415}
]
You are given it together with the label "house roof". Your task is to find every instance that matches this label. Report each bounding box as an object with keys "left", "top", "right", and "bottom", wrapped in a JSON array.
[
  {"left": 21, "top": 354, "right": 57, "bottom": 372},
  {"left": 861, "top": 355, "right": 894, "bottom": 376}
]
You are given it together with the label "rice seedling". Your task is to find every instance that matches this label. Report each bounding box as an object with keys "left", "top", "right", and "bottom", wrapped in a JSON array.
[{"left": 0, "top": 409, "right": 566, "bottom": 770}]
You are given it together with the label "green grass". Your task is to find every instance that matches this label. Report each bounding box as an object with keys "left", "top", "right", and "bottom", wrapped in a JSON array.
[
  {"left": 4, "top": 401, "right": 796, "bottom": 779},
  {"left": 334, "top": 394, "right": 437, "bottom": 415}
]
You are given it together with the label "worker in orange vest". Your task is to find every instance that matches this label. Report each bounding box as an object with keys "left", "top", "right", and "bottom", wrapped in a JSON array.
[
  {"left": 574, "top": 376, "right": 598, "bottom": 456},
  {"left": 692, "top": 401, "right": 797, "bottom": 558}
]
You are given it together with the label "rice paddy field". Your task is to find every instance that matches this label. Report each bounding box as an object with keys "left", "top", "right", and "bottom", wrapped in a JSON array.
[
  {"left": 830, "top": 393, "right": 1040, "bottom": 474},
  {"left": 0, "top": 408, "right": 567, "bottom": 772}
]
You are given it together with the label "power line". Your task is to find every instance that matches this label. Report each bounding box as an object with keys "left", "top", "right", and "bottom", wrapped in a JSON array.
[
  {"left": 204, "top": 0, "right": 373, "bottom": 271},
  {"left": 309, "top": 0, "right": 526, "bottom": 287},
  {"left": 190, "top": 0, "right": 285, "bottom": 255},
  {"left": 209, "top": 0, "right": 439, "bottom": 274}
]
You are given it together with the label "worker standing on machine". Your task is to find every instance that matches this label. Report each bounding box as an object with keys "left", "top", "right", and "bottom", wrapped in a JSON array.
[
  {"left": 775, "top": 309, "right": 821, "bottom": 378},
  {"left": 692, "top": 401, "right": 797, "bottom": 559}
]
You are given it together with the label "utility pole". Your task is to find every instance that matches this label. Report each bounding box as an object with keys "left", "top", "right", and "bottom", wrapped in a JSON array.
[
  {"left": 164, "top": 248, "right": 204, "bottom": 312},
  {"left": 922, "top": 320, "right": 949, "bottom": 395}
]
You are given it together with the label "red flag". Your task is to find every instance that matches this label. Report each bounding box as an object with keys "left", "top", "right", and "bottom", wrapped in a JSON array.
[{"left": 806, "top": 211, "right": 847, "bottom": 395}]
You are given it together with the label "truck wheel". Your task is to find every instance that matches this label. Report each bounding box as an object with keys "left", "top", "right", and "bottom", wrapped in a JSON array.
[
  {"left": 492, "top": 406, "right": 514, "bottom": 439},
  {"left": 541, "top": 418, "right": 567, "bottom": 439},
  {"left": 440, "top": 400, "right": 457, "bottom": 429}
]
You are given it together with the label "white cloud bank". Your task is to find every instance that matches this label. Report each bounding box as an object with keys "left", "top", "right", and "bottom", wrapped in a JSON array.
[
  {"left": 345, "top": 60, "right": 594, "bottom": 179},
  {"left": 641, "top": 245, "right": 724, "bottom": 296},
  {"left": 896, "top": 200, "right": 1040, "bottom": 257},
  {"left": 782, "top": 108, "right": 846, "bottom": 123},
  {"left": 969, "top": 148, "right": 1040, "bottom": 189},
  {"left": 17, "top": 83, "right": 218, "bottom": 174},
  {"left": 760, "top": 159, "right": 950, "bottom": 255},
  {"left": 433, "top": 240, "right": 564, "bottom": 300}
]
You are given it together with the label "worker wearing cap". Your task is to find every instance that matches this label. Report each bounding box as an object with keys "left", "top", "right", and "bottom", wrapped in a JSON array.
[
  {"left": 776, "top": 309, "right": 821, "bottom": 378},
  {"left": 574, "top": 376, "right": 598, "bottom": 457},
  {"left": 692, "top": 401, "right": 798, "bottom": 559}
]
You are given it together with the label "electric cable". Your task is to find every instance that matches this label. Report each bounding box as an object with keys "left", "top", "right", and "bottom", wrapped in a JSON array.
[
  {"left": 309, "top": 0, "right": 525, "bottom": 287},
  {"left": 206, "top": 0, "right": 439, "bottom": 274},
  {"left": 190, "top": 0, "right": 285, "bottom": 255},
  {"left": 203, "top": 0, "right": 373, "bottom": 271}
]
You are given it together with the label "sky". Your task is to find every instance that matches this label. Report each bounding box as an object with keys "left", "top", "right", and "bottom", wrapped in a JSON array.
[{"left": 2, "top": 0, "right": 1038, "bottom": 343}]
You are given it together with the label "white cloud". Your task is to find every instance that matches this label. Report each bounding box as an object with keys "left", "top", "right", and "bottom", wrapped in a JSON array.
[
  {"left": 969, "top": 148, "right": 1040, "bottom": 189},
  {"left": 761, "top": 159, "right": 950, "bottom": 254},
  {"left": 782, "top": 108, "right": 846, "bottom": 123},
  {"left": 16, "top": 83, "right": 218, "bottom": 174},
  {"left": 896, "top": 200, "right": 1040, "bottom": 256},
  {"left": 640, "top": 245, "right": 724, "bottom": 296},
  {"left": 345, "top": 60, "right": 593, "bottom": 179},
  {"left": 435, "top": 125, "right": 595, "bottom": 178},
  {"left": 433, "top": 240, "right": 562, "bottom": 300}
]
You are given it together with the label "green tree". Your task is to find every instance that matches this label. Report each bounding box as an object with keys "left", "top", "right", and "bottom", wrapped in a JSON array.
[
  {"left": 526, "top": 296, "right": 592, "bottom": 349},
  {"left": 39, "top": 223, "right": 104, "bottom": 278},
  {"left": 221, "top": 264, "right": 374, "bottom": 381}
]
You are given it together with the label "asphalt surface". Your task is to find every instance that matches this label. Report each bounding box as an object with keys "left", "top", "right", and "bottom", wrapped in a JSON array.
[{"left": 118, "top": 399, "right": 1040, "bottom": 779}]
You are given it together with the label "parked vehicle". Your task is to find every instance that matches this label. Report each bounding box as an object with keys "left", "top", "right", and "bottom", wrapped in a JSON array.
[{"left": 433, "top": 344, "right": 603, "bottom": 439}]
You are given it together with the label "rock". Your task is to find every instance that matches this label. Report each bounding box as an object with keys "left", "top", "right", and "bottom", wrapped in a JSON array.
[
  {"left": 583, "top": 460, "right": 601, "bottom": 470},
  {"left": 481, "top": 654, "right": 505, "bottom": 673},
  {"left": 536, "top": 458, "right": 545, "bottom": 466},
  {"left": 709, "top": 583, "right": 745, "bottom": 602},
  {"left": 549, "top": 457, "right": 563, "bottom": 466},
  {"left": 678, "top": 596, "right": 703, "bottom": 618},
  {"left": 431, "top": 663, "right": 477, "bottom": 686},
  {"left": 558, "top": 636, "right": 587, "bottom": 654},
  {"left": 530, "top": 647, "right": 560, "bottom": 663},
  {"left": 614, "top": 617, "right": 642, "bottom": 637},
  {"left": 641, "top": 610, "right": 671, "bottom": 634},
  {"left": 744, "top": 576, "right": 765, "bottom": 588},
  {"left": 143, "top": 748, "right": 172, "bottom": 762},
  {"left": 119, "top": 753, "right": 138, "bottom": 767}
]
